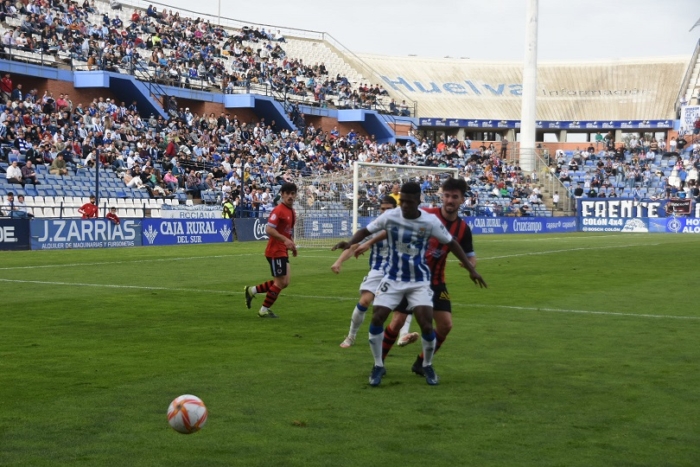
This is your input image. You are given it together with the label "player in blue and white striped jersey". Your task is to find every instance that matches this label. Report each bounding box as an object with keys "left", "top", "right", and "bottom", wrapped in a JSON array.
[
  {"left": 331, "top": 196, "right": 397, "bottom": 348},
  {"left": 337, "top": 182, "right": 487, "bottom": 386}
]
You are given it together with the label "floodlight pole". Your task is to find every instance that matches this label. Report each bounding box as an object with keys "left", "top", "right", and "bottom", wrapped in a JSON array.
[{"left": 519, "top": 0, "right": 539, "bottom": 173}]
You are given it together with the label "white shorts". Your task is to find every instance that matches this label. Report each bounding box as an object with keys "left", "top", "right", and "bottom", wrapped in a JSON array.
[
  {"left": 373, "top": 278, "right": 434, "bottom": 311},
  {"left": 359, "top": 269, "right": 384, "bottom": 294}
]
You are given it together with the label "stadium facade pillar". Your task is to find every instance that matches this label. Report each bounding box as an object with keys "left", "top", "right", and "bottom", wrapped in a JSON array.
[
  {"left": 559, "top": 130, "right": 567, "bottom": 142},
  {"left": 519, "top": 0, "right": 539, "bottom": 173}
]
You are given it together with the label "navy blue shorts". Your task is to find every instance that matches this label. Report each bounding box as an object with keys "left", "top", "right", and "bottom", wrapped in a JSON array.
[{"left": 267, "top": 256, "right": 289, "bottom": 277}]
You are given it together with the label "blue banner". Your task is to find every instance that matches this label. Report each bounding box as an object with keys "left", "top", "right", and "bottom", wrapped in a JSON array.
[
  {"left": 463, "top": 217, "right": 578, "bottom": 235},
  {"left": 418, "top": 118, "right": 673, "bottom": 130},
  {"left": 141, "top": 219, "right": 233, "bottom": 246},
  {"left": 0, "top": 219, "right": 31, "bottom": 250},
  {"left": 234, "top": 217, "right": 269, "bottom": 242},
  {"left": 649, "top": 217, "right": 700, "bottom": 233},
  {"left": 357, "top": 216, "right": 374, "bottom": 229},
  {"left": 30, "top": 219, "right": 142, "bottom": 250},
  {"left": 303, "top": 215, "right": 352, "bottom": 239}
]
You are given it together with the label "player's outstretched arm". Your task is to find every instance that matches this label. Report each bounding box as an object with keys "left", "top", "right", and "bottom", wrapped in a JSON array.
[
  {"left": 331, "top": 244, "right": 358, "bottom": 274},
  {"left": 354, "top": 230, "right": 387, "bottom": 258},
  {"left": 332, "top": 228, "right": 371, "bottom": 251},
  {"left": 448, "top": 239, "right": 487, "bottom": 288},
  {"left": 458, "top": 256, "right": 478, "bottom": 268}
]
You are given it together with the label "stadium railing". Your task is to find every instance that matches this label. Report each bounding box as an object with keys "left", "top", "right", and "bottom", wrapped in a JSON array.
[{"left": 0, "top": 45, "right": 58, "bottom": 68}]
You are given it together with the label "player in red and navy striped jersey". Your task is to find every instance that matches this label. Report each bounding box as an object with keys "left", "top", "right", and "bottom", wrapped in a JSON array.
[{"left": 244, "top": 182, "right": 297, "bottom": 318}]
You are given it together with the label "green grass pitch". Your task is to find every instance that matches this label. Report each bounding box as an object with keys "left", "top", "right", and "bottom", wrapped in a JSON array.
[{"left": 1, "top": 232, "right": 699, "bottom": 466}]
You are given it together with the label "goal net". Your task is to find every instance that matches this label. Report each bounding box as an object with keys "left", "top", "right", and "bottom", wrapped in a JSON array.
[{"left": 293, "top": 162, "right": 459, "bottom": 249}]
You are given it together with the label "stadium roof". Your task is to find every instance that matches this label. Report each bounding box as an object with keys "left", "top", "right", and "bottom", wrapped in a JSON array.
[{"left": 349, "top": 54, "right": 690, "bottom": 121}]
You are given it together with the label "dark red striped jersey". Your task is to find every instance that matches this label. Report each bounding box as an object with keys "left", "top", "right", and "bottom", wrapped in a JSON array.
[
  {"left": 422, "top": 207, "right": 474, "bottom": 286},
  {"left": 265, "top": 202, "right": 296, "bottom": 258}
]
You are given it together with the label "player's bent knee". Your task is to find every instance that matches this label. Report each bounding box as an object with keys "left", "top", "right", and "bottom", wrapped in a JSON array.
[
  {"left": 274, "top": 277, "right": 290, "bottom": 289},
  {"left": 359, "top": 292, "right": 374, "bottom": 308},
  {"left": 370, "top": 306, "right": 391, "bottom": 326},
  {"left": 413, "top": 307, "right": 434, "bottom": 332},
  {"left": 434, "top": 312, "right": 453, "bottom": 335}
]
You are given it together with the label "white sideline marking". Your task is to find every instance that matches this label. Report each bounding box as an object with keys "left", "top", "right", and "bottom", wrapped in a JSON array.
[
  {"left": 1, "top": 278, "right": 698, "bottom": 321},
  {"left": 477, "top": 242, "right": 660, "bottom": 261},
  {"left": 455, "top": 303, "right": 700, "bottom": 321},
  {"left": 0, "top": 254, "right": 255, "bottom": 271},
  {"left": 300, "top": 234, "right": 655, "bottom": 250},
  {"left": 0, "top": 241, "right": 664, "bottom": 271},
  {"left": 298, "top": 242, "right": 662, "bottom": 262}
]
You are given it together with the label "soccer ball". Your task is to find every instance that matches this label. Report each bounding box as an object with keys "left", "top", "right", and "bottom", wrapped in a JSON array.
[{"left": 167, "top": 394, "right": 208, "bottom": 434}]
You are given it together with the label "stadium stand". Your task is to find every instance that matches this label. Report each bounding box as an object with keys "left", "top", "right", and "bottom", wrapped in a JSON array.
[{"left": 0, "top": 0, "right": 698, "bottom": 221}]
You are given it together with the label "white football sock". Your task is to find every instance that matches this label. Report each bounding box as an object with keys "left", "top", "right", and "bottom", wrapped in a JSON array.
[
  {"left": 348, "top": 306, "right": 367, "bottom": 338},
  {"left": 399, "top": 314, "right": 413, "bottom": 338},
  {"left": 422, "top": 334, "right": 436, "bottom": 366},
  {"left": 368, "top": 329, "right": 384, "bottom": 367}
]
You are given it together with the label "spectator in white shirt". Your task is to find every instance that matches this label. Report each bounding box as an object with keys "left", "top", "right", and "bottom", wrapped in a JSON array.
[{"left": 6, "top": 160, "right": 23, "bottom": 185}]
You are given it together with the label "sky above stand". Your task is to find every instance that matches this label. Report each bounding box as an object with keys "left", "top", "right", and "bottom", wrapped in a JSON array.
[{"left": 155, "top": 0, "right": 699, "bottom": 60}]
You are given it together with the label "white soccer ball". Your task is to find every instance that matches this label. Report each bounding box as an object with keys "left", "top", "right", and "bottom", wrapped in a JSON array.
[{"left": 167, "top": 394, "right": 208, "bottom": 434}]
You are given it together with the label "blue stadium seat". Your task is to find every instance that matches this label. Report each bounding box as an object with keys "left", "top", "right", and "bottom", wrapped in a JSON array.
[{"left": 8, "top": 153, "right": 25, "bottom": 164}]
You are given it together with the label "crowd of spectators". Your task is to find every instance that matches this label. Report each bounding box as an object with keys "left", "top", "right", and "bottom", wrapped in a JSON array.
[
  {"left": 0, "top": 69, "right": 545, "bottom": 217},
  {"left": 546, "top": 130, "right": 700, "bottom": 202},
  {"left": 0, "top": 0, "right": 393, "bottom": 112}
]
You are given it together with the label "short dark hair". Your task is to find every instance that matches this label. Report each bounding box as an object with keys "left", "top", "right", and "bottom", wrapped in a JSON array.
[
  {"left": 442, "top": 177, "right": 467, "bottom": 195},
  {"left": 400, "top": 181, "right": 421, "bottom": 196},
  {"left": 279, "top": 182, "right": 297, "bottom": 194},
  {"left": 380, "top": 195, "right": 397, "bottom": 207}
]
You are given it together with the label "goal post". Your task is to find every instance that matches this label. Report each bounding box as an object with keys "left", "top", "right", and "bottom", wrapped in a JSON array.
[
  {"left": 352, "top": 162, "right": 458, "bottom": 233},
  {"left": 293, "top": 162, "right": 459, "bottom": 249}
]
